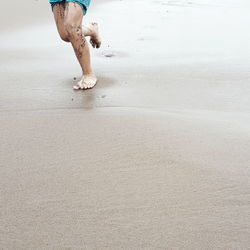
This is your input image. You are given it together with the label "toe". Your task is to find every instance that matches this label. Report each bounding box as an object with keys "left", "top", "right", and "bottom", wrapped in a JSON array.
[
  {"left": 73, "top": 84, "right": 80, "bottom": 90},
  {"left": 82, "top": 77, "right": 97, "bottom": 89},
  {"left": 80, "top": 82, "right": 88, "bottom": 89},
  {"left": 73, "top": 79, "right": 85, "bottom": 90}
]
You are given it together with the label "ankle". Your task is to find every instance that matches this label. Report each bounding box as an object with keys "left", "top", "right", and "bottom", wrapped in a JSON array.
[{"left": 83, "top": 71, "right": 95, "bottom": 77}]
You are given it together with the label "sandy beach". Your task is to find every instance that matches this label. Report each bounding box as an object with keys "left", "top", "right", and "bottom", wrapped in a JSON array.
[{"left": 1, "top": 0, "right": 250, "bottom": 249}]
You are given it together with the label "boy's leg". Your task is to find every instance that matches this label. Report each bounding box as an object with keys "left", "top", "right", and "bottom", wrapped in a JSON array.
[
  {"left": 53, "top": 2, "right": 97, "bottom": 89},
  {"left": 64, "top": 3, "right": 94, "bottom": 80}
]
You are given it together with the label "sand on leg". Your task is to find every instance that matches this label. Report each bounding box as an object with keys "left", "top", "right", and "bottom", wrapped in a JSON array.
[
  {"left": 52, "top": 3, "right": 101, "bottom": 46},
  {"left": 52, "top": 3, "right": 70, "bottom": 42}
]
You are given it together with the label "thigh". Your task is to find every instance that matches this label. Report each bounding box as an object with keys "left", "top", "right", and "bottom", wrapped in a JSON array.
[
  {"left": 52, "top": 3, "right": 68, "bottom": 40},
  {"left": 64, "top": 2, "right": 83, "bottom": 27}
]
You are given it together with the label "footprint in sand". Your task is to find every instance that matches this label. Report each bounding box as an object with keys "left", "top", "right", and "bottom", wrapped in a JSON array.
[
  {"left": 102, "top": 50, "right": 128, "bottom": 58},
  {"left": 104, "top": 52, "right": 115, "bottom": 58}
]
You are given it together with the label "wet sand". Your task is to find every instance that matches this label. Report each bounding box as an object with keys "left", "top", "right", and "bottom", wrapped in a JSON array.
[{"left": 1, "top": 0, "right": 250, "bottom": 249}]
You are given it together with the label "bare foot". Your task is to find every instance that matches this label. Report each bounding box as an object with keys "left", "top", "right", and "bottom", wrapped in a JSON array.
[
  {"left": 73, "top": 74, "right": 98, "bottom": 90},
  {"left": 89, "top": 22, "right": 101, "bottom": 49}
]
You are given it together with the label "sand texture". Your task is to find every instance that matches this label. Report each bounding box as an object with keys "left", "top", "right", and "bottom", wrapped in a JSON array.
[{"left": 1, "top": 0, "right": 250, "bottom": 249}]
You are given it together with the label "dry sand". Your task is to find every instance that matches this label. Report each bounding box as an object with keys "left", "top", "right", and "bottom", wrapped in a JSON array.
[{"left": 1, "top": 0, "right": 250, "bottom": 249}]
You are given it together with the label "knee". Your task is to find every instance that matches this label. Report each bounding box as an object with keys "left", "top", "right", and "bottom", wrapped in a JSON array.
[
  {"left": 59, "top": 33, "right": 70, "bottom": 42},
  {"left": 64, "top": 21, "right": 81, "bottom": 40}
]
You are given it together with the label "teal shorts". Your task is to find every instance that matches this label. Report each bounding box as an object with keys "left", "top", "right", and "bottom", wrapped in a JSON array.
[{"left": 50, "top": 0, "right": 91, "bottom": 15}]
